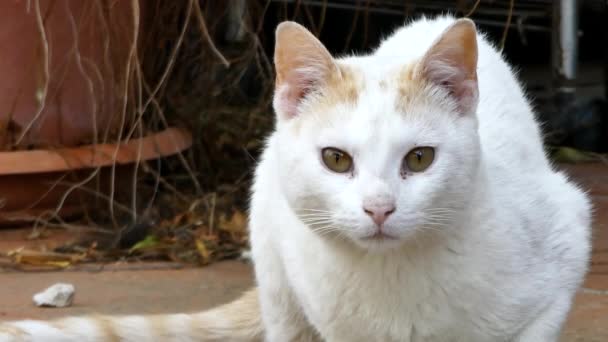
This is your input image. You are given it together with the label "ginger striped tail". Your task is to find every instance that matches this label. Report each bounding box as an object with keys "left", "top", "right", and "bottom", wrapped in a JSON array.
[{"left": 0, "top": 288, "right": 262, "bottom": 342}]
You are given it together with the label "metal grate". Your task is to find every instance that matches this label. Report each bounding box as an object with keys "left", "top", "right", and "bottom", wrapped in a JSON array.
[{"left": 270, "top": 0, "right": 554, "bottom": 32}]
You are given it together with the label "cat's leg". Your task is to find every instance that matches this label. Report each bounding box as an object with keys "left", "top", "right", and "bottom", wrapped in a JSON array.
[
  {"left": 514, "top": 294, "right": 574, "bottom": 342},
  {"left": 254, "top": 246, "right": 319, "bottom": 342},
  {"left": 257, "top": 282, "right": 319, "bottom": 342}
]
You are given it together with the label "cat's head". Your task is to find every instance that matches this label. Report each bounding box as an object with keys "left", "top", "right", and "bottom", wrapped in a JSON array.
[{"left": 272, "top": 18, "right": 481, "bottom": 252}]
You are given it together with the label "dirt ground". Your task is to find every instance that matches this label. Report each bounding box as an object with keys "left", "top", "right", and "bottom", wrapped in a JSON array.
[{"left": 0, "top": 163, "right": 606, "bottom": 341}]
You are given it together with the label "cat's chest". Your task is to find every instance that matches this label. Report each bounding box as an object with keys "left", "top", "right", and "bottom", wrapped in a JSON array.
[{"left": 279, "top": 233, "right": 509, "bottom": 341}]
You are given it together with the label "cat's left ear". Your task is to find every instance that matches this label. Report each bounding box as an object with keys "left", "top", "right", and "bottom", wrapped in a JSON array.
[
  {"left": 418, "top": 18, "right": 478, "bottom": 114},
  {"left": 273, "top": 21, "right": 340, "bottom": 120}
]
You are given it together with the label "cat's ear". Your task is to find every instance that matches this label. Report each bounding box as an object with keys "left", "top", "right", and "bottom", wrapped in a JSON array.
[
  {"left": 418, "top": 18, "right": 478, "bottom": 114},
  {"left": 273, "top": 21, "right": 340, "bottom": 120}
]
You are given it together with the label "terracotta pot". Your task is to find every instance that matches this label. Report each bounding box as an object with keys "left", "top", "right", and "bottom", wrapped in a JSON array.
[
  {"left": 0, "top": 127, "right": 192, "bottom": 226},
  {"left": 0, "top": 0, "right": 138, "bottom": 148}
]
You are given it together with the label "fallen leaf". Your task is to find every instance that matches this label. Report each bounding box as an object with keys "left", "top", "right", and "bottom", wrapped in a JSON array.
[
  {"left": 44, "top": 261, "right": 71, "bottom": 268},
  {"left": 219, "top": 210, "right": 247, "bottom": 233},
  {"left": 8, "top": 249, "right": 83, "bottom": 268},
  {"left": 129, "top": 235, "right": 160, "bottom": 253},
  {"left": 195, "top": 239, "right": 210, "bottom": 264}
]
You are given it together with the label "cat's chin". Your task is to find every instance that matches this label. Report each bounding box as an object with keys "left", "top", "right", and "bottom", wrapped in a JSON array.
[{"left": 352, "top": 234, "right": 405, "bottom": 252}]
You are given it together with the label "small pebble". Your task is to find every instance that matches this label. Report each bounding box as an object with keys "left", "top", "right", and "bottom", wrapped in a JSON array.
[
  {"left": 32, "top": 283, "right": 75, "bottom": 308},
  {"left": 239, "top": 249, "right": 252, "bottom": 262}
]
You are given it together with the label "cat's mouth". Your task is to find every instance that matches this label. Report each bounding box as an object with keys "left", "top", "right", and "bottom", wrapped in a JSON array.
[
  {"left": 361, "top": 231, "right": 398, "bottom": 241},
  {"left": 352, "top": 228, "right": 405, "bottom": 251}
]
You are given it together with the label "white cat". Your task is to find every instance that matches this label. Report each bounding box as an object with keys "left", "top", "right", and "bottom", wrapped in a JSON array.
[
  {"left": 0, "top": 15, "right": 591, "bottom": 342},
  {"left": 250, "top": 15, "right": 591, "bottom": 341}
]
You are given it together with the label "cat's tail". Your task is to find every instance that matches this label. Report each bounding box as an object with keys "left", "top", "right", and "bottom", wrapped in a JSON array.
[{"left": 0, "top": 288, "right": 262, "bottom": 342}]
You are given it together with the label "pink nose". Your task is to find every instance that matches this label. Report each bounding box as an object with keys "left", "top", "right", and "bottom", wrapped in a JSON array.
[{"left": 363, "top": 204, "right": 396, "bottom": 226}]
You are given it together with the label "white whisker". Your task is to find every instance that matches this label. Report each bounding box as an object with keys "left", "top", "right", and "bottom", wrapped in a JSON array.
[
  {"left": 295, "top": 208, "right": 334, "bottom": 213},
  {"left": 298, "top": 213, "right": 333, "bottom": 218}
]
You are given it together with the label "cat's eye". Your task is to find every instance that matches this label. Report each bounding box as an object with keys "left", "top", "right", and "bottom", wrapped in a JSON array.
[
  {"left": 403, "top": 147, "right": 435, "bottom": 173},
  {"left": 322, "top": 148, "right": 353, "bottom": 173}
]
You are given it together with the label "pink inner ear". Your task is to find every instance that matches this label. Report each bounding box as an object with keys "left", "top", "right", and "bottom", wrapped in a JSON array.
[
  {"left": 273, "top": 65, "right": 325, "bottom": 119},
  {"left": 272, "top": 22, "right": 338, "bottom": 120},
  {"left": 425, "top": 59, "right": 465, "bottom": 94},
  {"left": 423, "top": 57, "right": 478, "bottom": 114},
  {"left": 418, "top": 20, "right": 479, "bottom": 114},
  {"left": 273, "top": 84, "right": 298, "bottom": 120}
]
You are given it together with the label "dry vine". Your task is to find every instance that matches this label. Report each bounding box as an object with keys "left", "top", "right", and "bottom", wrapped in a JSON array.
[{"left": 2, "top": 0, "right": 549, "bottom": 270}]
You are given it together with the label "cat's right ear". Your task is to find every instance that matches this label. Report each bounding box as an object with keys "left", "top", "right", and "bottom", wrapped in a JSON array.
[
  {"left": 417, "top": 18, "right": 479, "bottom": 115},
  {"left": 273, "top": 21, "right": 340, "bottom": 120}
]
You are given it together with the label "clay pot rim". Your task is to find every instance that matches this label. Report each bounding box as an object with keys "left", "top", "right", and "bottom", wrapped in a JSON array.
[{"left": 0, "top": 127, "right": 192, "bottom": 175}]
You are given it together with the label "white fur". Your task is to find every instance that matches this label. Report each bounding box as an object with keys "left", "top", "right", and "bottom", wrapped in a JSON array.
[{"left": 249, "top": 16, "right": 591, "bottom": 341}]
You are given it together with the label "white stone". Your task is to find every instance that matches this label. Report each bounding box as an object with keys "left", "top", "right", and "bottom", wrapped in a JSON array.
[
  {"left": 239, "top": 249, "right": 252, "bottom": 262},
  {"left": 32, "top": 283, "right": 75, "bottom": 308}
]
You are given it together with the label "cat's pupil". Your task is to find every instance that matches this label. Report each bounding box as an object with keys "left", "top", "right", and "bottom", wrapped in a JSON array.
[
  {"left": 416, "top": 151, "right": 423, "bottom": 162},
  {"left": 334, "top": 153, "right": 340, "bottom": 163}
]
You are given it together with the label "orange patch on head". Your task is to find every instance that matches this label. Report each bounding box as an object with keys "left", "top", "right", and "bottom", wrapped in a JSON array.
[
  {"left": 287, "top": 63, "right": 363, "bottom": 133},
  {"left": 328, "top": 63, "right": 362, "bottom": 105},
  {"left": 299, "top": 62, "right": 362, "bottom": 111},
  {"left": 395, "top": 61, "right": 431, "bottom": 113}
]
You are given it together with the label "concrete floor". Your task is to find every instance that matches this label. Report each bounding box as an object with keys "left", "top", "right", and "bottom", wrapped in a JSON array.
[
  {"left": 0, "top": 262, "right": 254, "bottom": 321},
  {"left": 0, "top": 163, "right": 606, "bottom": 341}
]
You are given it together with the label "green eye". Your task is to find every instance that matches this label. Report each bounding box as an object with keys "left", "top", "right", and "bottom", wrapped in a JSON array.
[
  {"left": 404, "top": 147, "right": 435, "bottom": 173},
  {"left": 322, "top": 148, "right": 353, "bottom": 173}
]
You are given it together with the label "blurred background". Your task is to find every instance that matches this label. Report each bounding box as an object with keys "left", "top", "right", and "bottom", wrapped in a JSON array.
[{"left": 0, "top": 0, "right": 605, "bottom": 268}]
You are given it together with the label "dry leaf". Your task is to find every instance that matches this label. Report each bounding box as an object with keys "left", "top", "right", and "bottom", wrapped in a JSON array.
[
  {"left": 195, "top": 239, "right": 210, "bottom": 264},
  {"left": 8, "top": 249, "right": 83, "bottom": 268},
  {"left": 219, "top": 210, "right": 247, "bottom": 233},
  {"left": 44, "top": 261, "right": 72, "bottom": 268}
]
